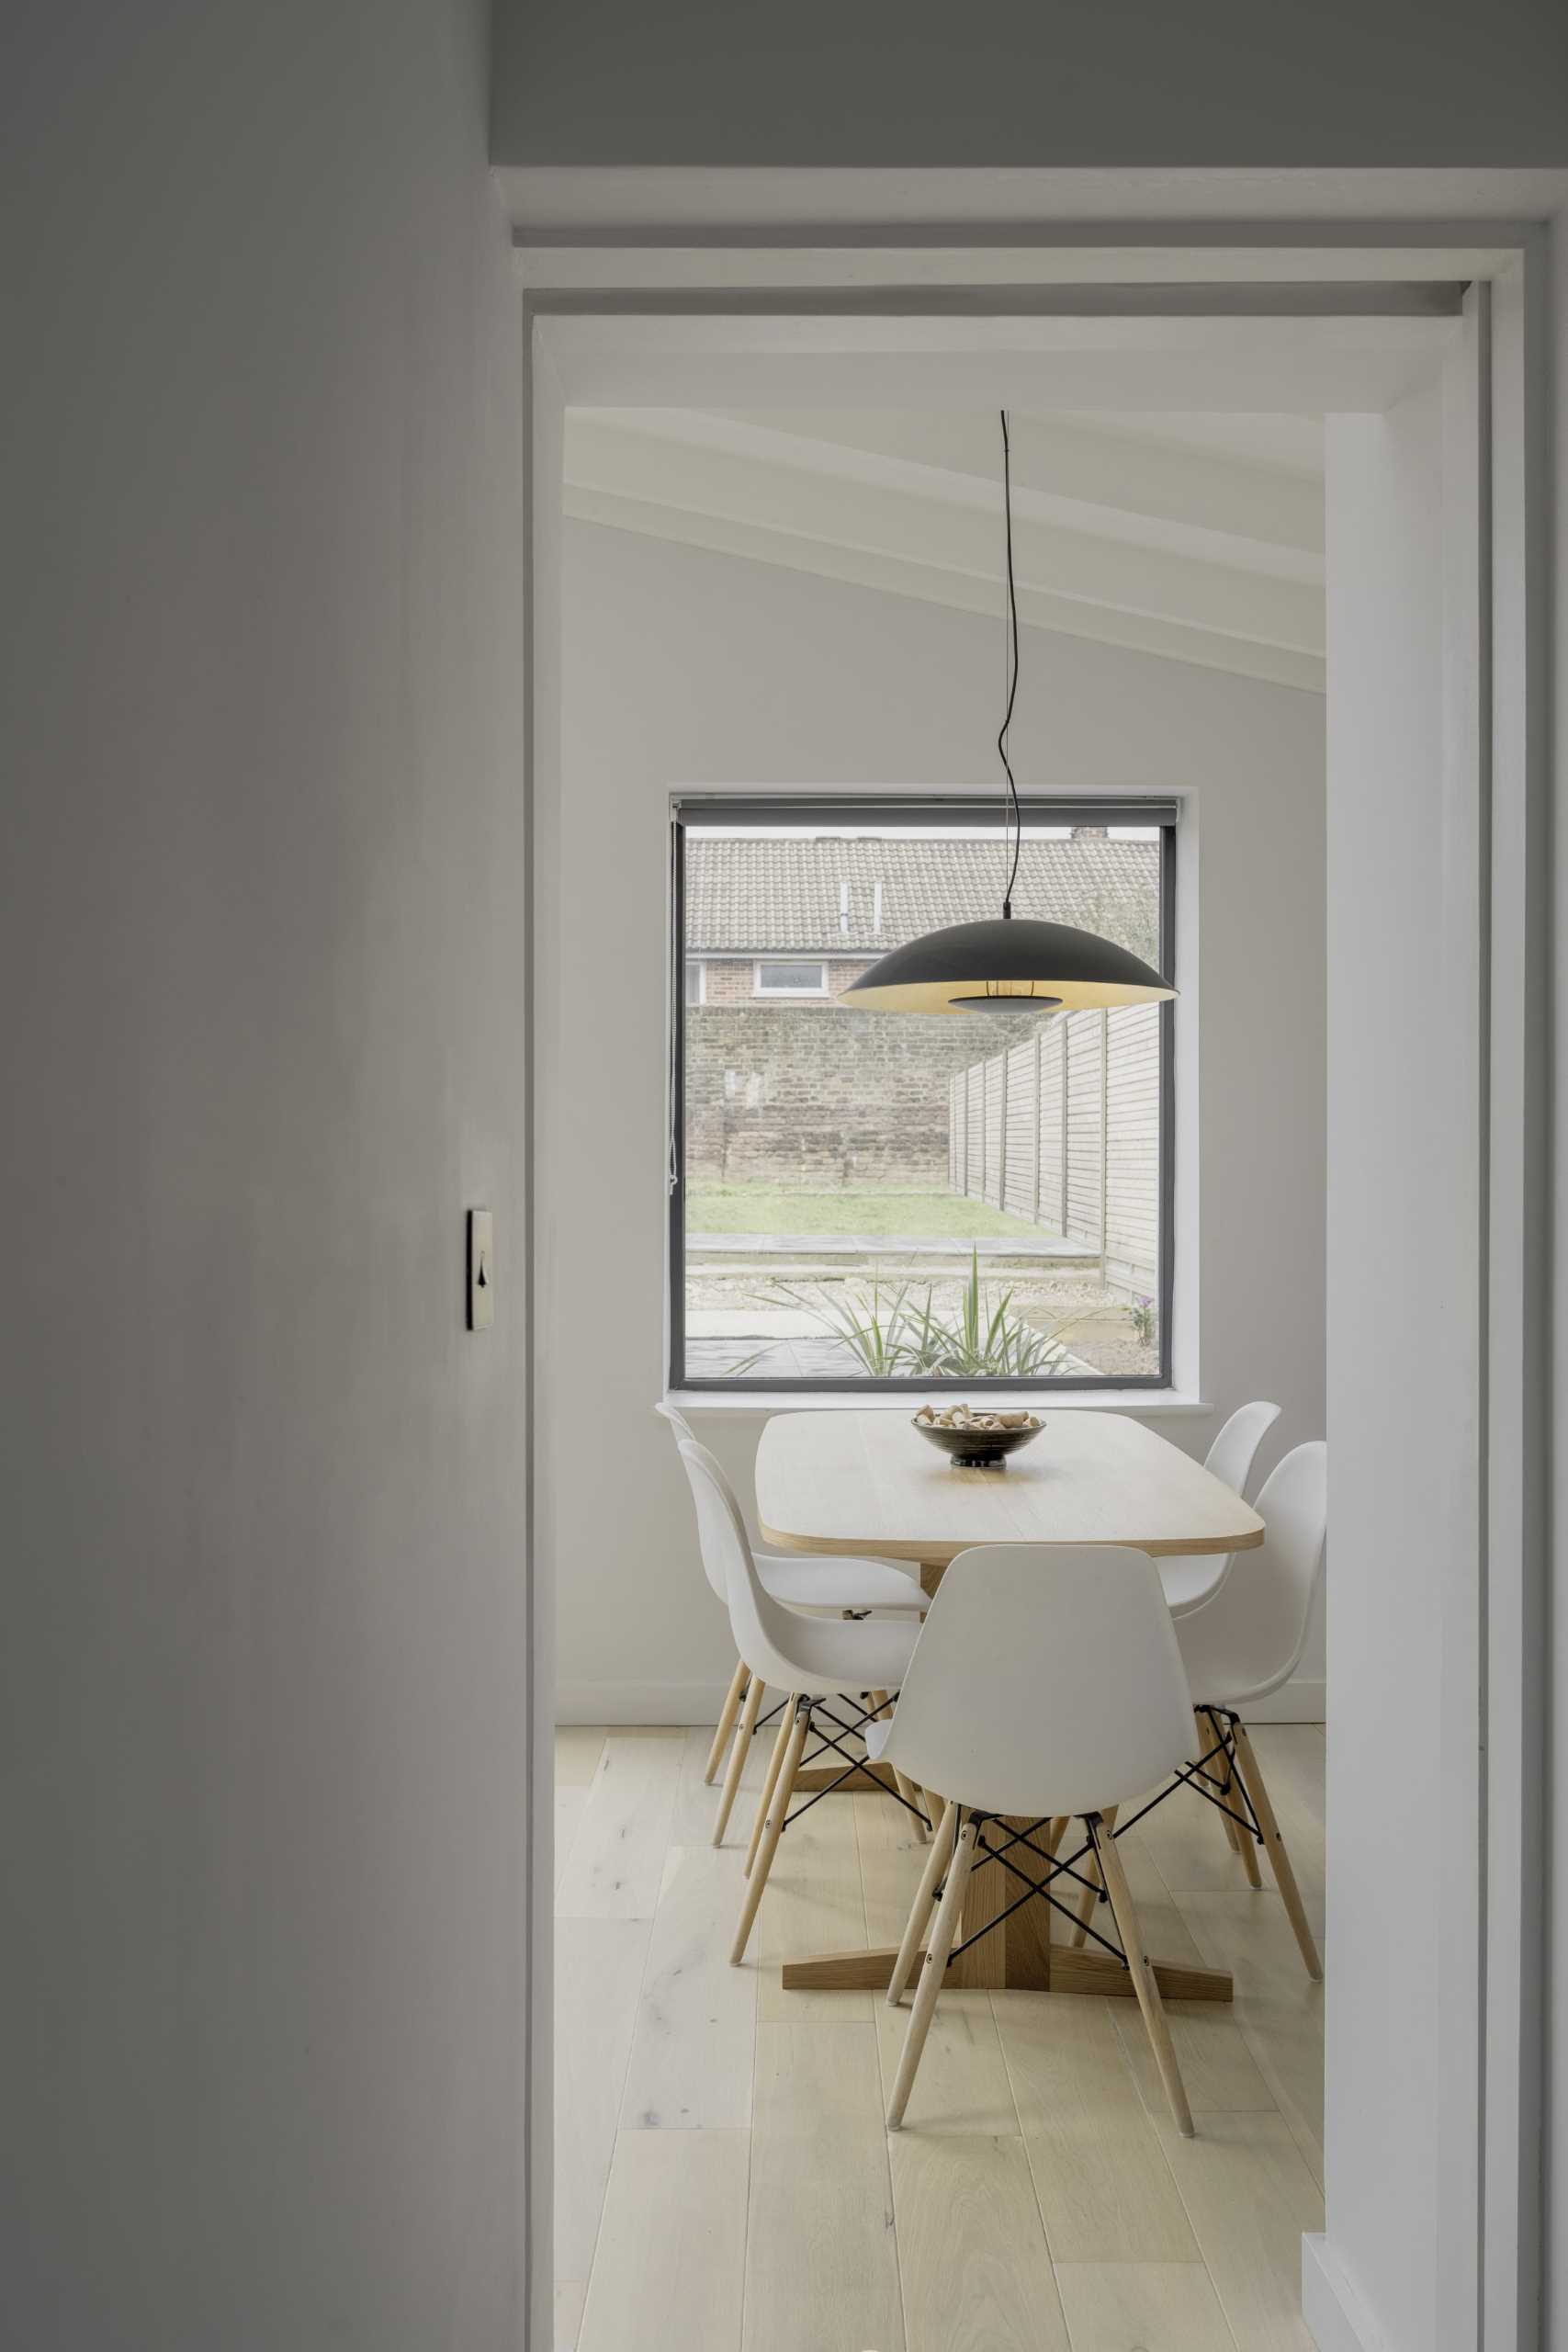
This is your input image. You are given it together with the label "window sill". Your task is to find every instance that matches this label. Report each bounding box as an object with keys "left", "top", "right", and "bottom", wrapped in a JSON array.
[{"left": 668, "top": 1387, "right": 1213, "bottom": 1419}]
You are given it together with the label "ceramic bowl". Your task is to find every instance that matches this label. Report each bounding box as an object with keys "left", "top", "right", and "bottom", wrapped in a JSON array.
[{"left": 911, "top": 1415, "right": 1043, "bottom": 1470}]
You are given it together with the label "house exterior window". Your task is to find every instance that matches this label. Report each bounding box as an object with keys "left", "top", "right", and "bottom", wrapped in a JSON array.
[
  {"left": 671, "top": 796, "right": 1176, "bottom": 1393},
  {"left": 755, "top": 958, "right": 828, "bottom": 996}
]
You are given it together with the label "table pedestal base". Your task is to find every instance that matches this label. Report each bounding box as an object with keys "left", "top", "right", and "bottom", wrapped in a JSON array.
[
  {"left": 781, "top": 1940, "right": 1231, "bottom": 2001},
  {"left": 795, "top": 1758, "right": 901, "bottom": 1796},
  {"left": 781, "top": 1797, "right": 1234, "bottom": 2002}
]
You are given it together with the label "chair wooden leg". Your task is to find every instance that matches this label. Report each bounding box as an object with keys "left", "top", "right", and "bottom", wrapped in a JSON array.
[
  {"left": 1069, "top": 1803, "right": 1117, "bottom": 1947},
  {"left": 1231, "top": 1719, "right": 1323, "bottom": 1979},
  {"left": 713, "top": 1672, "right": 763, "bottom": 1847},
  {"left": 886, "top": 1800, "right": 953, "bottom": 2006},
  {"left": 731, "top": 1702, "right": 807, "bottom": 1964},
  {"left": 1212, "top": 1710, "right": 1263, "bottom": 1886},
  {"left": 705, "top": 1657, "right": 750, "bottom": 1785},
  {"left": 1091, "top": 1814, "right": 1194, "bottom": 2137},
  {"left": 895, "top": 1766, "right": 930, "bottom": 1840},
  {"left": 745, "top": 1697, "right": 797, "bottom": 1876},
  {"left": 1197, "top": 1707, "right": 1246, "bottom": 1856},
  {"left": 1199, "top": 1707, "right": 1261, "bottom": 1883},
  {"left": 869, "top": 1690, "right": 928, "bottom": 1842},
  {"left": 887, "top": 1813, "right": 977, "bottom": 2129}
]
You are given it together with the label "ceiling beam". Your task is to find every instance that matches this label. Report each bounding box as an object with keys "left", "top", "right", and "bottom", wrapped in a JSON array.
[
  {"left": 568, "top": 486, "right": 1323, "bottom": 691},
  {"left": 565, "top": 413, "right": 1324, "bottom": 674},
  {"left": 588, "top": 406, "right": 1324, "bottom": 579}
]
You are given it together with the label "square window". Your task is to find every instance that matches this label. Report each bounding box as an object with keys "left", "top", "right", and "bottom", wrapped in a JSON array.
[{"left": 671, "top": 800, "right": 1175, "bottom": 1391}]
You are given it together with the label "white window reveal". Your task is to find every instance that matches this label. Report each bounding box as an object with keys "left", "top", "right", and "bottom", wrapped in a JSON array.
[
  {"left": 683, "top": 958, "right": 705, "bottom": 1005},
  {"left": 755, "top": 958, "right": 829, "bottom": 996}
]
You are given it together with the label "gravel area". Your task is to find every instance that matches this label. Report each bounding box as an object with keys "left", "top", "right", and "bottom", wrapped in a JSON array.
[{"left": 682, "top": 1268, "right": 1158, "bottom": 1381}]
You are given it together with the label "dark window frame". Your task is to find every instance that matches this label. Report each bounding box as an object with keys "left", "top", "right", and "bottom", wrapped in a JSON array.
[{"left": 669, "top": 794, "right": 1178, "bottom": 1395}]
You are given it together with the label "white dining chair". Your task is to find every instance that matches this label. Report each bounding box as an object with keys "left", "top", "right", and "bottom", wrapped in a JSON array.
[
  {"left": 655, "top": 1401, "right": 925, "bottom": 1844},
  {"left": 871, "top": 1541, "right": 1199, "bottom": 2136},
  {"left": 1157, "top": 1399, "right": 1281, "bottom": 1617},
  {"left": 1174, "top": 1440, "right": 1326, "bottom": 1977},
  {"left": 674, "top": 1437, "right": 925, "bottom": 1963}
]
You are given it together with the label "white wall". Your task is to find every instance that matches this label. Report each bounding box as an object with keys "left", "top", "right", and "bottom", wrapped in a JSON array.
[
  {"left": 545, "top": 518, "right": 1325, "bottom": 1722},
  {"left": 1317, "top": 377, "right": 1483, "bottom": 2351},
  {"left": 0, "top": 5, "right": 529, "bottom": 2345},
  {"left": 491, "top": 0, "right": 1568, "bottom": 171},
  {"left": 1548, "top": 208, "right": 1568, "bottom": 2352}
]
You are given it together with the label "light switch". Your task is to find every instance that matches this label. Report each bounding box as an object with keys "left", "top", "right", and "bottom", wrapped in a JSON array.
[{"left": 468, "top": 1209, "right": 494, "bottom": 1330}]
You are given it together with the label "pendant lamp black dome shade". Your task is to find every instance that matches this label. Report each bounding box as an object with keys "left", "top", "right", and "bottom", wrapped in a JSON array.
[
  {"left": 841, "top": 915, "right": 1174, "bottom": 1016},
  {"left": 843, "top": 416, "right": 1178, "bottom": 1018}
]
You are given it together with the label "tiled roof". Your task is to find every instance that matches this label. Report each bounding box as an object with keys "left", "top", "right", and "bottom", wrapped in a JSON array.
[{"left": 685, "top": 833, "right": 1158, "bottom": 956}]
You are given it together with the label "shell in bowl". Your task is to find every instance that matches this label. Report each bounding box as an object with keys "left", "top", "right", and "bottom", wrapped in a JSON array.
[{"left": 911, "top": 1404, "right": 1043, "bottom": 1470}]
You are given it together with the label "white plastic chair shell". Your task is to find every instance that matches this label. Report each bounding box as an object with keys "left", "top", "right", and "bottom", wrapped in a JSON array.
[
  {"left": 1158, "top": 1399, "right": 1281, "bottom": 1617},
  {"left": 676, "top": 1439, "right": 919, "bottom": 1700},
  {"left": 655, "top": 1401, "right": 921, "bottom": 1613},
  {"left": 1174, "top": 1441, "right": 1326, "bottom": 1708},
  {"left": 876, "top": 1543, "right": 1197, "bottom": 1820}
]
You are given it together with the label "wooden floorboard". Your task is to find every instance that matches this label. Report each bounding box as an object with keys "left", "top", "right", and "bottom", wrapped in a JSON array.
[
  {"left": 619, "top": 1843, "right": 759, "bottom": 2131},
  {"left": 1151, "top": 2108, "right": 1325, "bottom": 2349},
  {"left": 576, "top": 2129, "right": 750, "bottom": 2352},
  {"left": 890, "top": 2132, "right": 1071, "bottom": 2352},
  {"left": 556, "top": 1734, "right": 685, "bottom": 1919},
  {"left": 1054, "top": 2261, "right": 1238, "bottom": 2350},
  {"left": 996, "top": 1993, "right": 1201, "bottom": 2265},
  {"left": 743, "top": 2022, "right": 906, "bottom": 2352},
  {"left": 552, "top": 1918, "right": 653, "bottom": 2280},
  {"left": 557, "top": 1719, "right": 1326, "bottom": 2349}
]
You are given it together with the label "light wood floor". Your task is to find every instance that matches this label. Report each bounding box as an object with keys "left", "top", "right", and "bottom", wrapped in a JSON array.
[{"left": 554, "top": 1717, "right": 1325, "bottom": 2352}]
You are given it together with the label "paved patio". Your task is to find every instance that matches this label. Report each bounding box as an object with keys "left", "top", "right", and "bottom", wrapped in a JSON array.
[
  {"left": 688, "top": 1229, "right": 1100, "bottom": 1261},
  {"left": 684, "top": 1309, "right": 1100, "bottom": 1383}
]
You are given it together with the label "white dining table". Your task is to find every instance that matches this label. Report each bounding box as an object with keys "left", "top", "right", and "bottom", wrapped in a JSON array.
[{"left": 753, "top": 1407, "right": 1264, "bottom": 2005}]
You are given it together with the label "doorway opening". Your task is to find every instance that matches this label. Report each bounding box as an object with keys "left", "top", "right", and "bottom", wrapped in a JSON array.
[{"left": 525, "top": 255, "right": 1543, "bottom": 2352}]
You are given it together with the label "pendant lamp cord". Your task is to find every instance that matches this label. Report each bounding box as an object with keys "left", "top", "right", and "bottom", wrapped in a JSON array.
[{"left": 997, "top": 409, "right": 1021, "bottom": 919}]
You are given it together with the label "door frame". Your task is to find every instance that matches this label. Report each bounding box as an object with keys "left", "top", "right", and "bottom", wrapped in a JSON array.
[{"left": 515, "top": 206, "right": 1553, "bottom": 2352}]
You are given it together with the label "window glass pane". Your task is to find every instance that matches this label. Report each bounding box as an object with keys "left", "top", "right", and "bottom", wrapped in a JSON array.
[
  {"left": 678, "top": 814, "right": 1168, "bottom": 1386},
  {"left": 684, "top": 959, "right": 703, "bottom": 1005},
  {"left": 756, "top": 959, "right": 826, "bottom": 992}
]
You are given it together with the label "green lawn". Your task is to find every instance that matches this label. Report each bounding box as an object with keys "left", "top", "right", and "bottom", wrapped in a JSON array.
[{"left": 686, "top": 1186, "right": 1035, "bottom": 1240}]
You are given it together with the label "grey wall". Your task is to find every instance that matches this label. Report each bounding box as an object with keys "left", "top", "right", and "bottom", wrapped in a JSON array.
[
  {"left": 1, "top": 4, "right": 529, "bottom": 2346},
  {"left": 492, "top": 0, "right": 1568, "bottom": 169}
]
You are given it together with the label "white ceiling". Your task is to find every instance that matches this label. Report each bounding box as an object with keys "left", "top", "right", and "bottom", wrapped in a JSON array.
[
  {"left": 564, "top": 402, "right": 1326, "bottom": 692},
  {"left": 1053, "top": 409, "right": 1324, "bottom": 475}
]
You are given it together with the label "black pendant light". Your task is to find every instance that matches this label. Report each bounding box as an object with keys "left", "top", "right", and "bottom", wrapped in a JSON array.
[{"left": 843, "top": 413, "right": 1176, "bottom": 1018}]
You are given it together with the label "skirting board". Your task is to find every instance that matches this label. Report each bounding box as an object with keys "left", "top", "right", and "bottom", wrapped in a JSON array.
[
  {"left": 1302, "top": 2236, "right": 1390, "bottom": 2352},
  {"left": 556, "top": 1675, "right": 1326, "bottom": 1726}
]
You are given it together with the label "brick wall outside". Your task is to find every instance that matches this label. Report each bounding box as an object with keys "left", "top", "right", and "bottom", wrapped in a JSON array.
[{"left": 685, "top": 1002, "right": 981, "bottom": 1188}]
